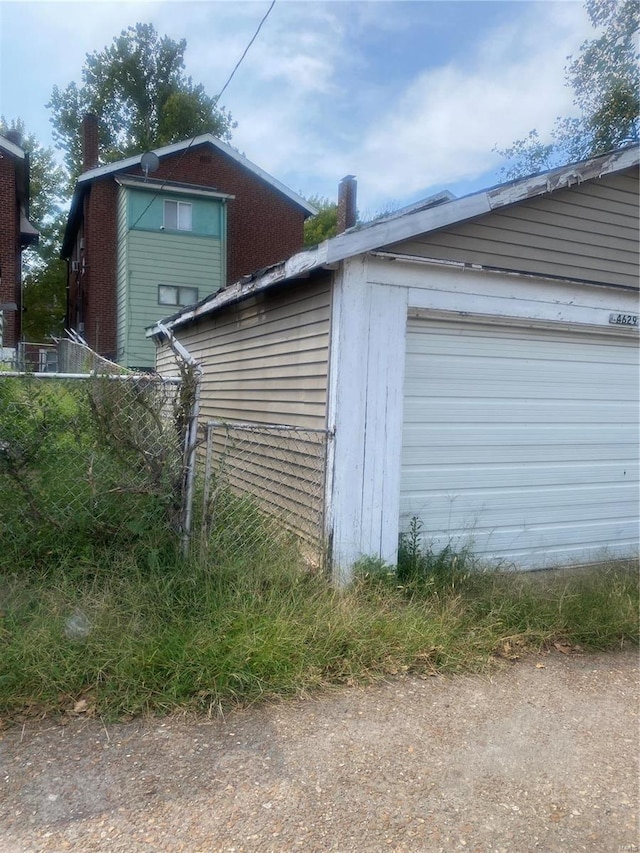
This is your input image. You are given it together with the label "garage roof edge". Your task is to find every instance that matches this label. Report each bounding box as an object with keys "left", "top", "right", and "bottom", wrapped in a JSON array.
[{"left": 147, "top": 144, "right": 639, "bottom": 339}]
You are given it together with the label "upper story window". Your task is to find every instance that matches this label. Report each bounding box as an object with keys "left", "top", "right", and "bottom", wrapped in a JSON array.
[
  {"left": 158, "top": 285, "right": 199, "bottom": 307},
  {"left": 163, "top": 200, "right": 192, "bottom": 231}
]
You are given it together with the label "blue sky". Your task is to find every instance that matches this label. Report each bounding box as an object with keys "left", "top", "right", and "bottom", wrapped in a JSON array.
[{"left": 1, "top": 1, "right": 593, "bottom": 215}]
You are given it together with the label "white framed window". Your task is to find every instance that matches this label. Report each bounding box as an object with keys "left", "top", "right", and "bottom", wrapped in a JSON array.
[
  {"left": 163, "top": 200, "right": 192, "bottom": 231},
  {"left": 158, "top": 285, "right": 199, "bottom": 307}
]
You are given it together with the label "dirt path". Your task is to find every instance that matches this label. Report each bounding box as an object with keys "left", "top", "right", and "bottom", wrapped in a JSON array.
[{"left": 1, "top": 650, "right": 638, "bottom": 853}]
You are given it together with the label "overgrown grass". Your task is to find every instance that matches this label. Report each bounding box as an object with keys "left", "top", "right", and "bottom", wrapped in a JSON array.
[{"left": 1, "top": 528, "right": 637, "bottom": 721}]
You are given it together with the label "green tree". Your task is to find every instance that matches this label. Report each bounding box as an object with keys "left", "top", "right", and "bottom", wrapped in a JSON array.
[
  {"left": 497, "top": 0, "right": 639, "bottom": 178},
  {"left": 48, "top": 23, "right": 236, "bottom": 179},
  {"left": 1, "top": 118, "right": 67, "bottom": 341},
  {"left": 303, "top": 196, "right": 338, "bottom": 248}
]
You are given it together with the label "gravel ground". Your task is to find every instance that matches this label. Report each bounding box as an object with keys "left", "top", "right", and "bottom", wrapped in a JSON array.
[{"left": 1, "top": 649, "right": 638, "bottom": 853}]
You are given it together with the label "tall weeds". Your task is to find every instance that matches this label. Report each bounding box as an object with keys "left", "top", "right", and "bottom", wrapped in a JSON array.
[{"left": 1, "top": 539, "right": 637, "bottom": 720}]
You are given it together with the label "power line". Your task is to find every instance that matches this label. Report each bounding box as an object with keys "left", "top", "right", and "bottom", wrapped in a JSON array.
[
  {"left": 128, "top": 0, "right": 277, "bottom": 232},
  {"left": 216, "top": 0, "right": 276, "bottom": 106}
]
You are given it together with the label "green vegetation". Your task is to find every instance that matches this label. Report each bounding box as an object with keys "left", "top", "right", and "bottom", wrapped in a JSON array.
[
  {"left": 1, "top": 535, "right": 636, "bottom": 720},
  {"left": 1, "top": 379, "right": 637, "bottom": 721},
  {"left": 48, "top": 22, "right": 235, "bottom": 181},
  {"left": 0, "top": 376, "right": 185, "bottom": 567},
  {"left": 303, "top": 195, "right": 338, "bottom": 248},
  {"left": 497, "top": 0, "right": 639, "bottom": 178}
]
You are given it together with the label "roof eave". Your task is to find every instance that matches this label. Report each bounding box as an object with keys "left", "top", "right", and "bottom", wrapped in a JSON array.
[{"left": 147, "top": 242, "right": 330, "bottom": 340}]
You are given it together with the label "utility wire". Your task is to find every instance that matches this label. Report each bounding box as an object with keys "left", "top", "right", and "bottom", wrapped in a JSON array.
[
  {"left": 216, "top": 0, "right": 275, "bottom": 105},
  {"left": 128, "top": 0, "right": 276, "bottom": 233}
]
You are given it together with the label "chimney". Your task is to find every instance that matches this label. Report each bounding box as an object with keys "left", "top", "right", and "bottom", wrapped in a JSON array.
[
  {"left": 82, "top": 113, "right": 99, "bottom": 172},
  {"left": 336, "top": 175, "right": 357, "bottom": 234},
  {"left": 5, "top": 129, "right": 22, "bottom": 148}
]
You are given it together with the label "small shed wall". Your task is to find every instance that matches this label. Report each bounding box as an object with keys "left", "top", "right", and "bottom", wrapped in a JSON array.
[
  {"left": 156, "top": 274, "right": 332, "bottom": 430},
  {"left": 154, "top": 275, "right": 333, "bottom": 553}
]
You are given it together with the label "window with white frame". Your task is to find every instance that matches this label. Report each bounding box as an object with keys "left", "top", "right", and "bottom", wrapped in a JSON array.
[
  {"left": 163, "top": 200, "right": 192, "bottom": 231},
  {"left": 158, "top": 285, "right": 199, "bottom": 307}
]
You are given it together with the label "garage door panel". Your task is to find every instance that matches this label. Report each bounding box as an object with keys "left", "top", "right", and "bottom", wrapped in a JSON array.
[
  {"left": 402, "top": 460, "right": 639, "bottom": 490},
  {"left": 407, "top": 333, "right": 631, "bottom": 363},
  {"left": 401, "top": 443, "right": 635, "bottom": 465},
  {"left": 400, "top": 495, "right": 638, "bottom": 530},
  {"left": 404, "top": 400, "right": 635, "bottom": 423},
  {"left": 404, "top": 424, "right": 635, "bottom": 446},
  {"left": 400, "top": 319, "right": 639, "bottom": 567},
  {"left": 422, "top": 519, "right": 637, "bottom": 557}
]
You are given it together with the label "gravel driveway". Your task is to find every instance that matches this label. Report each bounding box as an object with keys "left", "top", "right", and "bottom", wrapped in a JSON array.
[{"left": 1, "top": 649, "right": 638, "bottom": 853}]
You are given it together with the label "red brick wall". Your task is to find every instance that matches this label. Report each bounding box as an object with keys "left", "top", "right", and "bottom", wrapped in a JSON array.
[
  {"left": 69, "top": 141, "right": 307, "bottom": 360},
  {"left": 79, "top": 179, "right": 119, "bottom": 358},
  {"left": 0, "top": 155, "right": 20, "bottom": 348},
  {"left": 67, "top": 180, "right": 118, "bottom": 359}
]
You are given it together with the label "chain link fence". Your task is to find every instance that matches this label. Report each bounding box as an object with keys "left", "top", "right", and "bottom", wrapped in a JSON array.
[
  {"left": 200, "top": 421, "right": 330, "bottom": 567},
  {"left": 0, "top": 370, "right": 195, "bottom": 560}
]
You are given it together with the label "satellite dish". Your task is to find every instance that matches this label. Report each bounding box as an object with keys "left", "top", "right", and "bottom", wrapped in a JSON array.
[{"left": 140, "top": 151, "right": 160, "bottom": 180}]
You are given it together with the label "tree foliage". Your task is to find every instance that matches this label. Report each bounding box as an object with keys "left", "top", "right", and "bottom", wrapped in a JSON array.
[
  {"left": 1, "top": 118, "right": 67, "bottom": 341},
  {"left": 47, "top": 23, "right": 236, "bottom": 179},
  {"left": 497, "top": 0, "right": 639, "bottom": 179},
  {"left": 303, "top": 196, "right": 338, "bottom": 248}
]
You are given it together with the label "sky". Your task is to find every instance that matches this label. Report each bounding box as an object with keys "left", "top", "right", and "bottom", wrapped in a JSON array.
[{"left": 0, "top": 0, "right": 594, "bottom": 215}]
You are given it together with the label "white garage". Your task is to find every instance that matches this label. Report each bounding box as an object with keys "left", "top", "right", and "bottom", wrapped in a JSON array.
[
  {"left": 152, "top": 145, "right": 639, "bottom": 583},
  {"left": 401, "top": 317, "right": 639, "bottom": 567}
]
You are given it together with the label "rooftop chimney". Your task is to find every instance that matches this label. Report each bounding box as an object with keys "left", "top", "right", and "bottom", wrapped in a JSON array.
[
  {"left": 5, "top": 129, "right": 22, "bottom": 148},
  {"left": 82, "top": 113, "right": 99, "bottom": 172},
  {"left": 336, "top": 175, "right": 357, "bottom": 234}
]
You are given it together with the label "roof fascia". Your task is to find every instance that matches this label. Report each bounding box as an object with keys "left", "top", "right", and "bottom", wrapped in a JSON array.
[{"left": 325, "top": 145, "right": 639, "bottom": 265}]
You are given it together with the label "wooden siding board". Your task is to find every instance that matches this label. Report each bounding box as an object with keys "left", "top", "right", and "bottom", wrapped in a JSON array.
[
  {"left": 189, "top": 277, "right": 332, "bottom": 550},
  {"left": 403, "top": 231, "right": 637, "bottom": 275},
  {"left": 482, "top": 204, "right": 638, "bottom": 242}
]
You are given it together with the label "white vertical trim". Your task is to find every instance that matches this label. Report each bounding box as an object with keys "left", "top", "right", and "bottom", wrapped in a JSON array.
[
  {"left": 360, "top": 282, "right": 408, "bottom": 568},
  {"left": 326, "top": 256, "right": 408, "bottom": 584}
]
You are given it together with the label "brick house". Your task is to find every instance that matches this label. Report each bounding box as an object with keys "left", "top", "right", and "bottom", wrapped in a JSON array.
[
  {"left": 61, "top": 115, "right": 316, "bottom": 368},
  {"left": 0, "top": 131, "right": 39, "bottom": 360}
]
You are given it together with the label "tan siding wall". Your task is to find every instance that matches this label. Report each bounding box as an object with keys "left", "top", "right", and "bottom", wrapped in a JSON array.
[
  {"left": 390, "top": 168, "right": 639, "bottom": 289},
  {"left": 155, "top": 341, "right": 179, "bottom": 375},
  {"left": 153, "top": 275, "right": 332, "bottom": 552},
  {"left": 159, "top": 275, "right": 332, "bottom": 429}
]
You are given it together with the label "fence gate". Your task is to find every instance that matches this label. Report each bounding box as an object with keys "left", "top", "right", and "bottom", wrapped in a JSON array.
[{"left": 201, "top": 421, "right": 330, "bottom": 566}]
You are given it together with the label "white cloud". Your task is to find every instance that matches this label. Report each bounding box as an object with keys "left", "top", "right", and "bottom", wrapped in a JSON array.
[
  {"left": 1, "top": 0, "right": 598, "bottom": 212},
  {"left": 325, "top": 2, "right": 595, "bottom": 209}
]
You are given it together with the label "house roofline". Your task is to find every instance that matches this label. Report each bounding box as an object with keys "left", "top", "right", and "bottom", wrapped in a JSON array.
[
  {"left": 74, "top": 134, "right": 317, "bottom": 216},
  {"left": 0, "top": 136, "right": 25, "bottom": 160},
  {"left": 62, "top": 134, "right": 318, "bottom": 259},
  {"left": 146, "top": 144, "right": 640, "bottom": 340}
]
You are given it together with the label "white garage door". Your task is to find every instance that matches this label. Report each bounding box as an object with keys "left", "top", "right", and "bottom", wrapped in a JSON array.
[{"left": 401, "top": 318, "right": 639, "bottom": 568}]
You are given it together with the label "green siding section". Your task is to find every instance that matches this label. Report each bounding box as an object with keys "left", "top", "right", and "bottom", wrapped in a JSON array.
[
  {"left": 128, "top": 189, "right": 223, "bottom": 237},
  {"left": 116, "top": 187, "right": 129, "bottom": 361},
  {"left": 124, "top": 229, "right": 223, "bottom": 368}
]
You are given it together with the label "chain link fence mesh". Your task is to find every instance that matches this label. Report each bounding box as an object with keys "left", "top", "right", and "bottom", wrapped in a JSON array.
[
  {"left": 0, "top": 372, "right": 190, "bottom": 558},
  {"left": 200, "top": 421, "right": 330, "bottom": 567}
]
